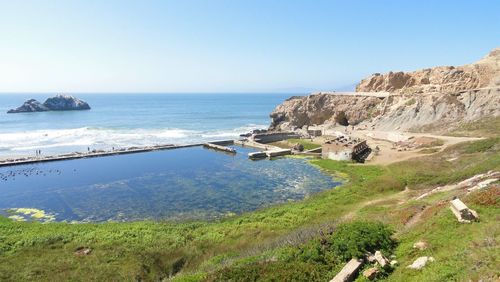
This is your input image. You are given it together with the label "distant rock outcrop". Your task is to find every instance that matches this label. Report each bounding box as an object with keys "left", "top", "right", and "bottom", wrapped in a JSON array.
[
  {"left": 269, "top": 48, "right": 500, "bottom": 133},
  {"left": 7, "top": 99, "right": 49, "bottom": 113},
  {"left": 7, "top": 95, "right": 91, "bottom": 113}
]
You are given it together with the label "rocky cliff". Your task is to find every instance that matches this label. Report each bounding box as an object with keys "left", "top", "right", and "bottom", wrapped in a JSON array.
[
  {"left": 7, "top": 95, "right": 91, "bottom": 113},
  {"left": 269, "top": 48, "right": 500, "bottom": 132}
]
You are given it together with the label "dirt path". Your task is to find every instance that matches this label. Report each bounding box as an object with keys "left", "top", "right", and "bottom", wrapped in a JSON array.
[{"left": 350, "top": 130, "right": 482, "bottom": 165}]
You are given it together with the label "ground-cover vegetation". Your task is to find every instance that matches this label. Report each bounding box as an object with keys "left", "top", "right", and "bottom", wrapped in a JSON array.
[
  {"left": 0, "top": 137, "right": 498, "bottom": 281},
  {"left": 270, "top": 138, "right": 321, "bottom": 151}
]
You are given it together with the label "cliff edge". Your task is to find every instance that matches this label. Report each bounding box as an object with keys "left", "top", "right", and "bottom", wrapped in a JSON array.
[{"left": 270, "top": 48, "right": 500, "bottom": 132}]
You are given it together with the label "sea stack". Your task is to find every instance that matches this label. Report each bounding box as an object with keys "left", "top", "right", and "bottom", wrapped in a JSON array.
[{"left": 7, "top": 95, "right": 91, "bottom": 113}]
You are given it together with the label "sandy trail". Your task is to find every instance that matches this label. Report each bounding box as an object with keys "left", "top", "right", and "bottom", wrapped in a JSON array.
[{"left": 313, "top": 126, "right": 482, "bottom": 165}]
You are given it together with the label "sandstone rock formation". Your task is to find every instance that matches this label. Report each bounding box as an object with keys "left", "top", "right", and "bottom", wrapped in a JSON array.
[
  {"left": 269, "top": 48, "right": 500, "bottom": 132},
  {"left": 356, "top": 48, "right": 500, "bottom": 94},
  {"left": 7, "top": 95, "right": 91, "bottom": 113},
  {"left": 269, "top": 95, "right": 382, "bottom": 131}
]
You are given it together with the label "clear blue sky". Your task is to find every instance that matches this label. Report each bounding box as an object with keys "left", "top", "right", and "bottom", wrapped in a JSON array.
[{"left": 0, "top": 0, "right": 498, "bottom": 93}]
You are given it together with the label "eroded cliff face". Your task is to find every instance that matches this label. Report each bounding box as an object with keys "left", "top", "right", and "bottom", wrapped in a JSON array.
[
  {"left": 356, "top": 48, "right": 500, "bottom": 94},
  {"left": 269, "top": 48, "right": 500, "bottom": 132},
  {"left": 269, "top": 95, "right": 382, "bottom": 131}
]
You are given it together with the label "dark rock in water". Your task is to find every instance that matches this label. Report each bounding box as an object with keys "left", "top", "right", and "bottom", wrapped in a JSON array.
[
  {"left": 43, "top": 95, "right": 91, "bottom": 111},
  {"left": 7, "top": 95, "right": 91, "bottom": 113},
  {"left": 7, "top": 99, "right": 49, "bottom": 113}
]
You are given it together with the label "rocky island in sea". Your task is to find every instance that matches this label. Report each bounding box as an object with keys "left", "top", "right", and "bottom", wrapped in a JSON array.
[{"left": 7, "top": 94, "right": 91, "bottom": 113}]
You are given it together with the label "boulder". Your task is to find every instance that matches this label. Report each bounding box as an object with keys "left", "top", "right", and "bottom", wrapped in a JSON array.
[
  {"left": 407, "top": 256, "right": 435, "bottom": 270},
  {"left": 7, "top": 99, "right": 49, "bottom": 113},
  {"left": 293, "top": 143, "right": 305, "bottom": 152},
  {"left": 362, "top": 267, "right": 379, "bottom": 280}
]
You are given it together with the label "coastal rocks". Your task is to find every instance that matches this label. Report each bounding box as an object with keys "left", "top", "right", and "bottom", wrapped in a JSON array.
[
  {"left": 269, "top": 94, "right": 382, "bottom": 131},
  {"left": 7, "top": 99, "right": 49, "bottom": 113},
  {"left": 407, "top": 256, "right": 435, "bottom": 270},
  {"left": 43, "top": 95, "right": 91, "bottom": 111},
  {"left": 269, "top": 48, "right": 500, "bottom": 133},
  {"left": 7, "top": 95, "right": 91, "bottom": 113}
]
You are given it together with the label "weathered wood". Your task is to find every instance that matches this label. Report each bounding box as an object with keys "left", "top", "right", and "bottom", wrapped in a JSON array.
[{"left": 330, "top": 258, "right": 363, "bottom": 282}]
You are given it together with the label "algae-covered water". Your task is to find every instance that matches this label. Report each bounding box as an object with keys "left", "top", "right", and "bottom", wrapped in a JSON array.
[{"left": 0, "top": 146, "right": 340, "bottom": 222}]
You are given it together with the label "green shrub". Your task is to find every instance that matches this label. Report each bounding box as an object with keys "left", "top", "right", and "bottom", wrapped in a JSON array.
[
  {"left": 206, "top": 261, "right": 331, "bottom": 282},
  {"left": 328, "top": 221, "right": 395, "bottom": 261}
]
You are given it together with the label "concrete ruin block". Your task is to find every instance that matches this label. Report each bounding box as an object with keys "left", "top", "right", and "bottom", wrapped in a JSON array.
[
  {"left": 330, "top": 258, "right": 364, "bottom": 282},
  {"left": 365, "top": 252, "right": 376, "bottom": 263},
  {"left": 362, "top": 267, "right": 379, "bottom": 280},
  {"left": 467, "top": 178, "right": 498, "bottom": 192},
  {"left": 407, "top": 256, "right": 434, "bottom": 270},
  {"left": 450, "top": 198, "right": 478, "bottom": 223},
  {"left": 374, "top": 250, "right": 389, "bottom": 268}
]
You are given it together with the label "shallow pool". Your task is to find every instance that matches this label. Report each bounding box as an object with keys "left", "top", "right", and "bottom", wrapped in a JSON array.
[{"left": 0, "top": 146, "right": 340, "bottom": 222}]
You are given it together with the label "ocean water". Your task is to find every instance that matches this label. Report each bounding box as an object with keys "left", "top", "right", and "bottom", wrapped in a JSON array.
[
  {"left": 0, "top": 93, "right": 291, "bottom": 157},
  {"left": 0, "top": 93, "right": 340, "bottom": 223},
  {"left": 0, "top": 145, "right": 340, "bottom": 222}
]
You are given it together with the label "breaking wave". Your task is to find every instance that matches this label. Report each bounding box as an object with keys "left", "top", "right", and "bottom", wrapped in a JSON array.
[{"left": 0, "top": 124, "right": 267, "bottom": 156}]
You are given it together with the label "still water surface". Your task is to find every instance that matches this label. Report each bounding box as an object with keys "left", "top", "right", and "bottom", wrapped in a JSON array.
[{"left": 0, "top": 146, "right": 339, "bottom": 222}]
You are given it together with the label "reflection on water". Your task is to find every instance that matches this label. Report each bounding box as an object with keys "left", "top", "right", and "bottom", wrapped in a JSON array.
[{"left": 0, "top": 146, "right": 340, "bottom": 222}]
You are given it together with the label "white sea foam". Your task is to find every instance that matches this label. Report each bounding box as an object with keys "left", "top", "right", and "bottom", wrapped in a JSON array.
[{"left": 0, "top": 124, "right": 267, "bottom": 156}]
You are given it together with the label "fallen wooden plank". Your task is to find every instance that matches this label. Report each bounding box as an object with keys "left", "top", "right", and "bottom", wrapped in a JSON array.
[{"left": 330, "top": 258, "right": 364, "bottom": 282}]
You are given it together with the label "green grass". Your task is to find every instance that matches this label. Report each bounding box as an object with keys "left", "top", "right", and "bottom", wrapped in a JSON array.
[
  {"left": 0, "top": 160, "right": 394, "bottom": 281},
  {"left": 270, "top": 138, "right": 321, "bottom": 151},
  {"left": 387, "top": 188, "right": 500, "bottom": 281},
  {"left": 0, "top": 137, "right": 499, "bottom": 281}
]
